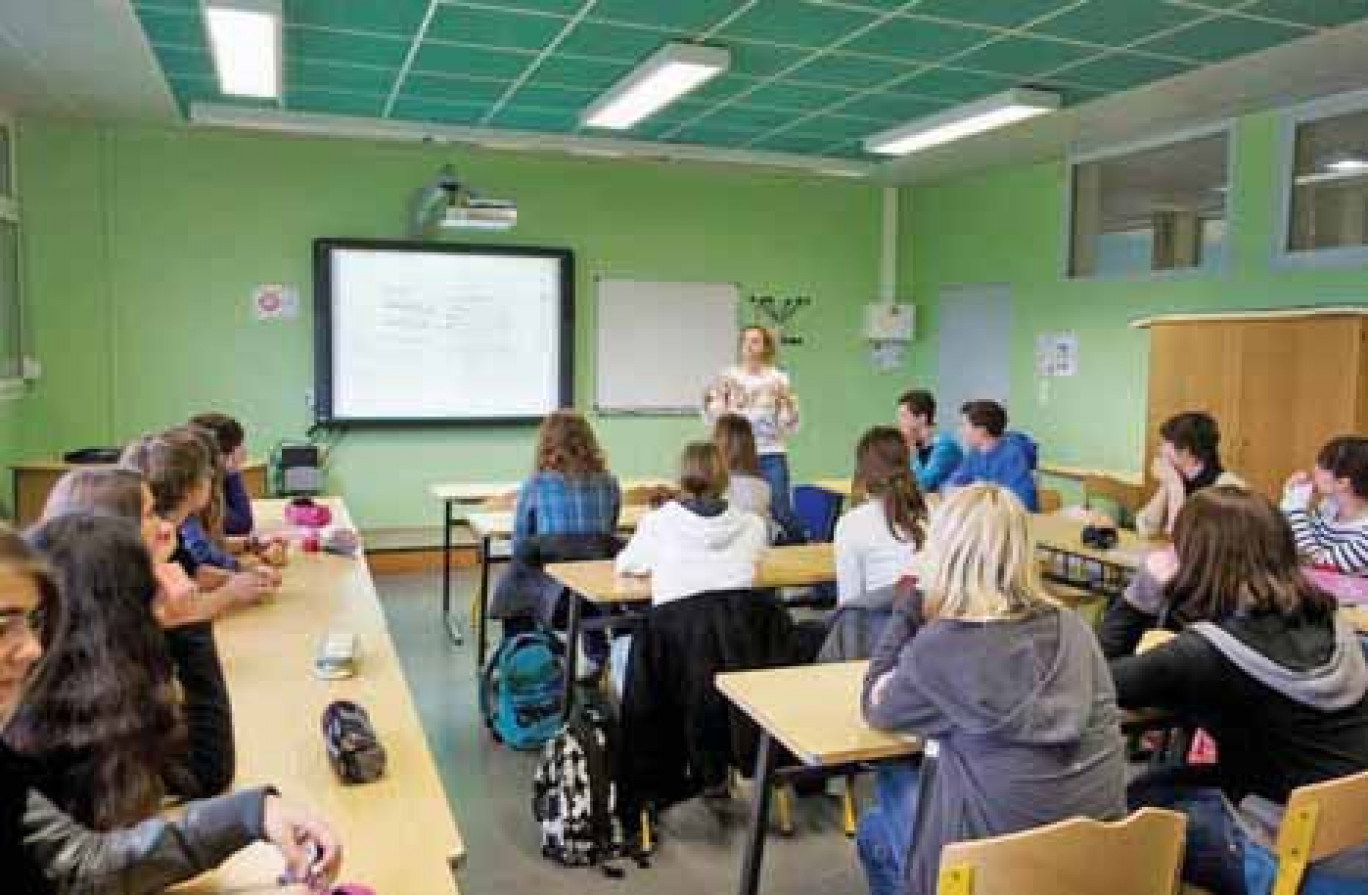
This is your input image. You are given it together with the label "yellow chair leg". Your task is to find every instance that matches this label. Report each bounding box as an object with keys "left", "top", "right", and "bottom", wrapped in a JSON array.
[
  {"left": 842, "top": 775, "right": 858, "bottom": 838},
  {"left": 639, "top": 808, "right": 653, "bottom": 854},
  {"left": 774, "top": 784, "right": 794, "bottom": 836}
]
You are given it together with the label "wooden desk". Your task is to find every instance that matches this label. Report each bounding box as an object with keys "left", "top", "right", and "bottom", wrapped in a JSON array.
[
  {"left": 1033, "top": 512, "right": 1160, "bottom": 598},
  {"left": 428, "top": 478, "right": 669, "bottom": 647},
  {"left": 1346, "top": 605, "right": 1368, "bottom": 636},
  {"left": 182, "top": 499, "right": 462, "bottom": 894},
  {"left": 466, "top": 504, "right": 649, "bottom": 671},
  {"left": 12, "top": 458, "right": 267, "bottom": 527},
  {"left": 1038, "top": 463, "right": 1144, "bottom": 488},
  {"left": 545, "top": 543, "right": 836, "bottom": 723}
]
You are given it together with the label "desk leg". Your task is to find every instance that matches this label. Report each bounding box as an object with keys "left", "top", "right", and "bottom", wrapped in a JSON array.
[
  {"left": 476, "top": 535, "right": 492, "bottom": 670},
  {"left": 739, "top": 732, "right": 778, "bottom": 895},
  {"left": 442, "top": 500, "right": 463, "bottom": 646},
  {"left": 561, "top": 590, "right": 582, "bottom": 721}
]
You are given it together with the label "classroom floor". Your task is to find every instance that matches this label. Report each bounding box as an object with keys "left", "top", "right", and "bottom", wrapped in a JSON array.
[{"left": 375, "top": 569, "right": 868, "bottom": 895}]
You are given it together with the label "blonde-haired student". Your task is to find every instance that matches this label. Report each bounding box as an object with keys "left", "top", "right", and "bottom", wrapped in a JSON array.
[{"left": 858, "top": 484, "right": 1125, "bottom": 895}]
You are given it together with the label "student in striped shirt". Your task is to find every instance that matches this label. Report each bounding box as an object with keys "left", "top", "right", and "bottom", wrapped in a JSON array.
[{"left": 1282, "top": 435, "right": 1368, "bottom": 576}]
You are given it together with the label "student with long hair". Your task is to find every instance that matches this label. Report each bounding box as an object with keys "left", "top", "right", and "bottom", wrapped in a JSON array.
[
  {"left": 703, "top": 326, "right": 802, "bottom": 542},
  {"left": 39, "top": 468, "right": 237, "bottom": 800},
  {"left": 1113, "top": 487, "right": 1368, "bottom": 894},
  {"left": 712, "top": 412, "right": 772, "bottom": 525},
  {"left": 1283, "top": 435, "right": 1368, "bottom": 577},
  {"left": 178, "top": 426, "right": 240, "bottom": 573},
  {"left": 834, "top": 427, "right": 928, "bottom": 605},
  {"left": 0, "top": 524, "right": 341, "bottom": 895},
  {"left": 511, "top": 410, "right": 621, "bottom": 551},
  {"left": 190, "top": 411, "right": 254, "bottom": 537},
  {"left": 858, "top": 485, "right": 1125, "bottom": 895},
  {"left": 1136, "top": 411, "right": 1245, "bottom": 538}
]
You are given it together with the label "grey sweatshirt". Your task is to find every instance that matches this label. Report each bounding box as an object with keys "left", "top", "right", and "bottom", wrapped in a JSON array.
[{"left": 863, "top": 604, "right": 1126, "bottom": 895}]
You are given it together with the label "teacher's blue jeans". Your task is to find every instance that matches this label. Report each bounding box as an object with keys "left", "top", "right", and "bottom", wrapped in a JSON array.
[{"left": 758, "top": 452, "right": 804, "bottom": 544}]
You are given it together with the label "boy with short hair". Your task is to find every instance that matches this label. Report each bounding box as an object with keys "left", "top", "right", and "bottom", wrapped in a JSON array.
[
  {"left": 895, "top": 389, "right": 962, "bottom": 493},
  {"left": 945, "top": 399, "right": 1039, "bottom": 511}
]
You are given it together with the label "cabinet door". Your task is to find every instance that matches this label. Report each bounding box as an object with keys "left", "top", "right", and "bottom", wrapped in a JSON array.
[
  {"left": 1231, "top": 317, "right": 1365, "bottom": 498},
  {"left": 1144, "top": 322, "right": 1241, "bottom": 489}
]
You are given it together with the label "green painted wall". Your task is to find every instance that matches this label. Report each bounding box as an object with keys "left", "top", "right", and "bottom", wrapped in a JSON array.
[
  {"left": 17, "top": 120, "right": 896, "bottom": 530},
  {"left": 0, "top": 398, "right": 25, "bottom": 519},
  {"left": 902, "top": 110, "right": 1368, "bottom": 478}
]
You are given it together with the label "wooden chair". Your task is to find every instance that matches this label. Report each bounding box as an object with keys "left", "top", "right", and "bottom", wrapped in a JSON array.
[
  {"left": 936, "top": 808, "right": 1186, "bottom": 895},
  {"left": 1037, "top": 487, "right": 1064, "bottom": 514},
  {"left": 1267, "top": 768, "right": 1368, "bottom": 895}
]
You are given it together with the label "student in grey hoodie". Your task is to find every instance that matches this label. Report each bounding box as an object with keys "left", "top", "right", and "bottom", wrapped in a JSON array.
[
  {"left": 1113, "top": 486, "right": 1368, "bottom": 895},
  {"left": 859, "top": 484, "right": 1126, "bottom": 895}
]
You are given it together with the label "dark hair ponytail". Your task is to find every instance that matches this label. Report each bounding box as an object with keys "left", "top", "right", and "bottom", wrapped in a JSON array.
[{"left": 855, "top": 426, "right": 928, "bottom": 548}]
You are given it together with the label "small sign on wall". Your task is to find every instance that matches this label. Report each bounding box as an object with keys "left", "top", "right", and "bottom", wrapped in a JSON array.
[
  {"left": 1035, "top": 331, "right": 1079, "bottom": 377},
  {"left": 253, "top": 284, "right": 299, "bottom": 321}
]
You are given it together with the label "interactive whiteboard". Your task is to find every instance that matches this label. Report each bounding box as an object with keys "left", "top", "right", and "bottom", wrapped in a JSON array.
[{"left": 314, "top": 239, "right": 573, "bottom": 424}]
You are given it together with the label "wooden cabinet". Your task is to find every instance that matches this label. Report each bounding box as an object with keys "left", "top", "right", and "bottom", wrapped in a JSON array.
[
  {"left": 11, "top": 459, "right": 268, "bottom": 528},
  {"left": 1140, "top": 309, "right": 1368, "bottom": 499}
]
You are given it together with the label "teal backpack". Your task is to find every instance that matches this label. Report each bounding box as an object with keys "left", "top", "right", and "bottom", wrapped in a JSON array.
[{"left": 480, "top": 632, "right": 566, "bottom": 750}]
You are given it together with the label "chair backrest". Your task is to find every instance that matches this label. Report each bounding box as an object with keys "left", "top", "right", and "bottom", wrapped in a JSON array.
[
  {"left": 936, "top": 808, "right": 1186, "bottom": 895},
  {"left": 1082, "top": 474, "right": 1146, "bottom": 523},
  {"left": 623, "top": 484, "right": 674, "bottom": 507},
  {"left": 1037, "top": 487, "right": 1063, "bottom": 514},
  {"left": 793, "top": 484, "right": 845, "bottom": 542},
  {"left": 1273, "top": 768, "right": 1368, "bottom": 895}
]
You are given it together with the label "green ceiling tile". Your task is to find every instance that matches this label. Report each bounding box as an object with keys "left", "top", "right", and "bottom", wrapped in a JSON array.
[
  {"left": 401, "top": 72, "right": 511, "bottom": 103},
  {"left": 410, "top": 42, "right": 535, "bottom": 79},
  {"left": 528, "top": 55, "right": 633, "bottom": 89},
  {"left": 905, "top": 0, "right": 1080, "bottom": 29},
  {"left": 390, "top": 95, "right": 490, "bottom": 126},
  {"left": 135, "top": 7, "right": 205, "bottom": 48},
  {"left": 1243, "top": 0, "right": 1368, "bottom": 27},
  {"left": 589, "top": 0, "right": 748, "bottom": 31},
  {"left": 718, "top": 0, "right": 879, "bottom": 49},
  {"left": 1030, "top": 0, "right": 1203, "bottom": 46},
  {"left": 890, "top": 66, "right": 1015, "bottom": 101},
  {"left": 135, "top": 0, "right": 201, "bottom": 12},
  {"left": 287, "top": 27, "right": 411, "bottom": 68},
  {"left": 746, "top": 80, "right": 857, "bottom": 112},
  {"left": 152, "top": 44, "right": 215, "bottom": 79},
  {"left": 426, "top": 5, "right": 567, "bottom": 51},
  {"left": 668, "top": 122, "right": 760, "bottom": 147},
  {"left": 844, "top": 16, "right": 989, "bottom": 61},
  {"left": 686, "top": 73, "right": 765, "bottom": 104},
  {"left": 489, "top": 104, "right": 580, "bottom": 131},
  {"left": 752, "top": 132, "right": 839, "bottom": 154},
  {"left": 954, "top": 35, "right": 1098, "bottom": 78},
  {"left": 836, "top": 91, "right": 946, "bottom": 122},
  {"left": 505, "top": 83, "right": 597, "bottom": 111},
  {"left": 555, "top": 22, "right": 670, "bottom": 61},
  {"left": 286, "top": 87, "right": 386, "bottom": 117},
  {"left": 1055, "top": 52, "right": 1192, "bottom": 90},
  {"left": 633, "top": 103, "right": 711, "bottom": 137},
  {"left": 287, "top": 58, "right": 396, "bottom": 94},
  {"left": 795, "top": 114, "right": 876, "bottom": 140},
  {"left": 703, "top": 103, "right": 801, "bottom": 132},
  {"left": 728, "top": 42, "right": 803, "bottom": 78},
  {"left": 1135, "top": 15, "right": 1307, "bottom": 62},
  {"left": 789, "top": 52, "right": 915, "bottom": 89},
  {"left": 286, "top": 0, "right": 429, "bottom": 37},
  {"left": 450, "top": 0, "right": 585, "bottom": 14}
]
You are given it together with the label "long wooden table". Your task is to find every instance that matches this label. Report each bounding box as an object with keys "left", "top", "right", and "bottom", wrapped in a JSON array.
[
  {"left": 429, "top": 479, "right": 670, "bottom": 647},
  {"left": 467, "top": 504, "right": 650, "bottom": 671},
  {"left": 181, "top": 498, "right": 463, "bottom": 895}
]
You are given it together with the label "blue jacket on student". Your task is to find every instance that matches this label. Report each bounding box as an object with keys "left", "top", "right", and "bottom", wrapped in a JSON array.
[
  {"left": 947, "top": 431, "right": 1040, "bottom": 511},
  {"left": 911, "top": 432, "right": 964, "bottom": 493},
  {"left": 180, "top": 516, "right": 240, "bottom": 572}
]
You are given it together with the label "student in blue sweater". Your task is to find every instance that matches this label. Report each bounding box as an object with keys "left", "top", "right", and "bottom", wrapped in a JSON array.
[
  {"left": 895, "top": 389, "right": 963, "bottom": 493},
  {"left": 946, "top": 399, "right": 1040, "bottom": 511}
]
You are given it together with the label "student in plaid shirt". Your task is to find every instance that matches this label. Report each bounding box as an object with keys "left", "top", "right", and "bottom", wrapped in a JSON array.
[{"left": 512, "top": 410, "right": 621, "bottom": 550}]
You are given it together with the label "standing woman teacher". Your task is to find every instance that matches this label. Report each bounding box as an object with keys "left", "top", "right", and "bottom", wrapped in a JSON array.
[{"left": 703, "top": 326, "right": 803, "bottom": 542}]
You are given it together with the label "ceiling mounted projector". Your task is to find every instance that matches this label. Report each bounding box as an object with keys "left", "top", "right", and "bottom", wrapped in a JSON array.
[{"left": 410, "top": 164, "right": 517, "bottom": 235}]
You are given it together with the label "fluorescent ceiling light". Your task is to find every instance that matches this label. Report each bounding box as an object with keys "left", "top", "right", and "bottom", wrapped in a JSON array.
[
  {"left": 202, "top": 0, "right": 281, "bottom": 99},
  {"left": 865, "top": 88, "right": 1060, "bottom": 156},
  {"left": 1326, "top": 156, "right": 1368, "bottom": 173},
  {"left": 582, "top": 42, "right": 729, "bottom": 130}
]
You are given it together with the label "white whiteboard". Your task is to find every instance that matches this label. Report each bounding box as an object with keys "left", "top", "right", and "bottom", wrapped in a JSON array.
[
  {"left": 595, "top": 279, "right": 739, "bottom": 413},
  {"left": 320, "top": 243, "right": 568, "bottom": 422}
]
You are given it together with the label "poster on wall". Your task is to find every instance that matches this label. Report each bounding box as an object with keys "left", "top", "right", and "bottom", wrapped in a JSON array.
[
  {"left": 253, "top": 284, "right": 300, "bottom": 321},
  {"left": 1035, "top": 331, "right": 1079, "bottom": 377}
]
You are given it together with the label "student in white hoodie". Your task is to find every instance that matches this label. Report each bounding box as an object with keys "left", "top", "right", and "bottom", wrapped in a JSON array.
[
  {"left": 616, "top": 441, "right": 770, "bottom": 606},
  {"left": 835, "top": 426, "right": 929, "bottom": 605},
  {"left": 610, "top": 443, "right": 770, "bottom": 694}
]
